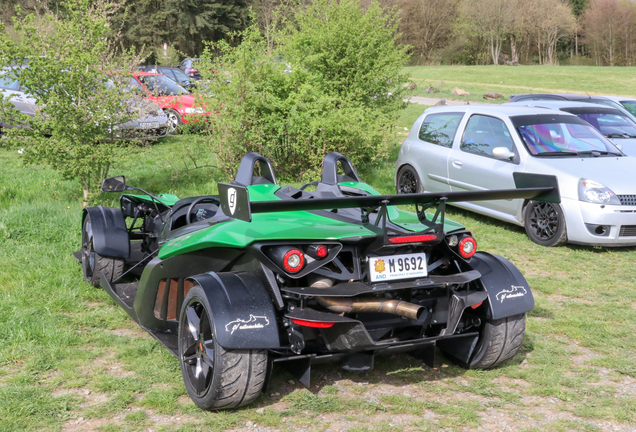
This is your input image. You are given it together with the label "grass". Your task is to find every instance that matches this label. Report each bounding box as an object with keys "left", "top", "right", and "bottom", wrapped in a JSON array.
[
  {"left": 1, "top": 65, "right": 636, "bottom": 431},
  {"left": 405, "top": 64, "right": 636, "bottom": 104}
]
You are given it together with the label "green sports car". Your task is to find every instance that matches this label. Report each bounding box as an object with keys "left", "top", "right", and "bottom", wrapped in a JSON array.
[{"left": 75, "top": 152, "right": 558, "bottom": 410}]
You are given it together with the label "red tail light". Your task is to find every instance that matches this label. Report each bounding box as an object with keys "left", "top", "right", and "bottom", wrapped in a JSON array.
[
  {"left": 283, "top": 249, "right": 305, "bottom": 273},
  {"left": 458, "top": 237, "right": 477, "bottom": 258},
  {"left": 189, "top": 68, "right": 198, "bottom": 73},
  {"left": 291, "top": 319, "right": 334, "bottom": 328},
  {"left": 388, "top": 234, "right": 437, "bottom": 244}
]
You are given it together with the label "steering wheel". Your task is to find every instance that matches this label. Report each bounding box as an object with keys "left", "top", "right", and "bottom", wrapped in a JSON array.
[
  {"left": 299, "top": 180, "right": 320, "bottom": 191},
  {"left": 185, "top": 197, "right": 220, "bottom": 225}
]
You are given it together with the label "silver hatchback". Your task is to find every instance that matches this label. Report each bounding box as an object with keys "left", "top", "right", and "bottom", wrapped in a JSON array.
[{"left": 395, "top": 105, "right": 636, "bottom": 247}]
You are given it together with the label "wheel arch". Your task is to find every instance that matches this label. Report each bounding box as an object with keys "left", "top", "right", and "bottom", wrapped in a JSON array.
[
  {"left": 185, "top": 271, "right": 281, "bottom": 350},
  {"left": 82, "top": 206, "right": 130, "bottom": 259},
  {"left": 467, "top": 252, "right": 534, "bottom": 320}
]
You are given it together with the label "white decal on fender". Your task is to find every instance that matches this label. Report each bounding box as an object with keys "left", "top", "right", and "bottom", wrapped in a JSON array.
[
  {"left": 495, "top": 285, "right": 527, "bottom": 303},
  {"left": 228, "top": 187, "right": 237, "bottom": 215},
  {"left": 225, "top": 315, "right": 270, "bottom": 334}
]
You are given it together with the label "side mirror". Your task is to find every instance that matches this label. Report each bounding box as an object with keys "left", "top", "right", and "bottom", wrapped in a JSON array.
[
  {"left": 492, "top": 147, "right": 515, "bottom": 160},
  {"left": 101, "top": 176, "right": 127, "bottom": 192},
  {"left": 615, "top": 143, "right": 624, "bottom": 152}
]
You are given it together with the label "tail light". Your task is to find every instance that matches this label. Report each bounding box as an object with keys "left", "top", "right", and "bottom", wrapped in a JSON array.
[
  {"left": 291, "top": 319, "right": 334, "bottom": 328},
  {"left": 458, "top": 236, "right": 476, "bottom": 258},
  {"left": 283, "top": 249, "right": 305, "bottom": 273},
  {"left": 307, "top": 244, "right": 328, "bottom": 259},
  {"left": 189, "top": 68, "right": 198, "bottom": 73},
  {"left": 388, "top": 234, "right": 438, "bottom": 244}
]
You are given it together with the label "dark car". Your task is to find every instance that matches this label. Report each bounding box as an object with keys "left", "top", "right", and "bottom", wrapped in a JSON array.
[
  {"left": 507, "top": 93, "right": 636, "bottom": 122},
  {"left": 140, "top": 65, "right": 194, "bottom": 89},
  {"left": 177, "top": 58, "right": 203, "bottom": 81}
]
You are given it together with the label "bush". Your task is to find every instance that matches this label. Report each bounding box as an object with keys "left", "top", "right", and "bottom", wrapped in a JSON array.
[{"left": 194, "top": 0, "right": 410, "bottom": 182}]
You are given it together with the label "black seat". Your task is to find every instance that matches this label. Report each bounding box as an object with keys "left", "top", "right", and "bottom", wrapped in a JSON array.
[
  {"left": 234, "top": 153, "right": 277, "bottom": 186},
  {"left": 320, "top": 152, "right": 361, "bottom": 185}
]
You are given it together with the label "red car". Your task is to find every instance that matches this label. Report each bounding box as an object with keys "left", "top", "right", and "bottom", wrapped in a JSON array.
[{"left": 129, "top": 72, "right": 207, "bottom": 132}]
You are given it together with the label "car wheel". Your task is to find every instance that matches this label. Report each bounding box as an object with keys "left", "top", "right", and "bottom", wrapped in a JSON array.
[
  {"left": 466, "top": 313, "right": 526, "bottom": 369},
  {"left": 164, "top": 109, "right": 182, "bottom": 134},
  {"left": 81, "top": 215, "right": 124, "bottom": 287},
  {"left": 178, "top": 285, "right": 268, "bottom": 410},
  {"left": 396, "top": 165, "right": 423, "bottom": 194},
  {"left": 523, "top": 201, "right": 567, "bottom": 247}
]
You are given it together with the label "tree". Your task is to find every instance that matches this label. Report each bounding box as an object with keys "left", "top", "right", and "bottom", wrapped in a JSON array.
[
  {"left": 394, "top": 0, "right": 460, "bottom": 65},
  {"left": 460, "top": 0, "right": 516, "bottom": 65},
  {"left": 583, "top": 0, "right": 634, "bottom": 65},
  {"left": 194, "top": 0, "right": 410, "bottom": 180},
  {"left": 0, "top": 0, "right": 149, "bottom": 202}
]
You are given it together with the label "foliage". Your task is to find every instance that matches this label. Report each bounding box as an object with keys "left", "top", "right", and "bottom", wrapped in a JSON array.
[
  {"left": 112, "top": 0, "right": 249, "bottom": 58},
  {"left": 194, "top": 0, "right": 410, "bottom": 181},
  {"left": 0, "top": 0, "right": 151, "bottom": 202}
]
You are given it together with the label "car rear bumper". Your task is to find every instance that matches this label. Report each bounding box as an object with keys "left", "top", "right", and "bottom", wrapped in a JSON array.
[{"left": 563, "top": 197, "right": 636, "bottom": 246}]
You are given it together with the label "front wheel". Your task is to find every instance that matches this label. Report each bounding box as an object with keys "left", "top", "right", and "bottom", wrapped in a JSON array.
[
  {"left": 178, "top": 286, "right": 268, "bottom": 410},
  {"left": 164, "top": 109, "right": 182, "bottom": 134},
  {"left": 524, "top": 201, "right": 567, "bottom": 247},
  {"left": 81, "top": 215, "right": 124, "bottom": 287}
]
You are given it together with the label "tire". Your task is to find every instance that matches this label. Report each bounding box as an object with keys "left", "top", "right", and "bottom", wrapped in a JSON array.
[
  {"left": 396, "top": 165, "right": 424, "bottom": 194},
  {"left": 523, "top": 200, "right": 567, "bottom": 247},
  {"left": 178, "top": 285, "right": 268, "bottom": 410},
  {"left": 81, "top": 215, "right": 124, "bottom": 287},
  {"left": 467, "top": 313, "right": 526, "bottom": 369},
  {"left": 164, "top": 109, "right": 182, "bottom": 134}
]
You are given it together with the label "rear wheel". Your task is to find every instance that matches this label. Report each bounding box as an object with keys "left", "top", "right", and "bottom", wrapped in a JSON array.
[
  {"left": 396, "top": 165, "right": 424, "bottom": 194},
  {"left": 178, "top": 285, "right": 267, "bottom": 410},
  {"left": 81, "top": 215, "right": 124, "bottom": 287},
  {"left": 524, "top": 201, "right": 567, "bottom": 247},
  {"left": 467, "top": 313, "right": 526, "bottom": 369}
]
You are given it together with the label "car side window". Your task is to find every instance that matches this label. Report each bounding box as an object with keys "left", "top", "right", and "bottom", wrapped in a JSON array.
[
  {"left": 418, "top": 112, "right": 464, "bottom": 148},
  {"left": 0, "top": 75, "right": 20, "bottom": 91},
  {"left": 460, "top": 115, "right": 516, "bottom": 158}
]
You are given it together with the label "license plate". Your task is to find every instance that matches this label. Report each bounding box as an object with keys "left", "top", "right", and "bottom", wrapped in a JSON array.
[
  {"left": 368, "top": 253, "right": 427, "bottom": 282},
  {"left": 138, "top": 122, "right": 159, "bottom": 129}
]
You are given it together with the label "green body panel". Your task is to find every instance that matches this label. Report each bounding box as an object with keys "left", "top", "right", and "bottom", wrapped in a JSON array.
[
  {"left": 158, "top": 183, "right": 466, "bottom": 259},
  {"left": 123, "top": 193, "right": 180, "bottom": 206}
]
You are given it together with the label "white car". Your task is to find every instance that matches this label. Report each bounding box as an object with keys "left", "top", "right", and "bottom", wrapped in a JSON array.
[
  {"left": 507, "top": 100, "right": 636, "bottom": 155},
  {"left": 395, "top": 105, "right": 636, "bottom": 247}
]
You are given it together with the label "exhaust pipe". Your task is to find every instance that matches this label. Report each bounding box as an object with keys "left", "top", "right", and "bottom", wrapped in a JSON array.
[{"left": 315, "top": 296, "right": 424, "bottom": 320}]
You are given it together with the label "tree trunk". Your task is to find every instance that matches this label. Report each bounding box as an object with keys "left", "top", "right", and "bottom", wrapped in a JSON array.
[
  {"left": 490, "top": 34, "right": 498, "bottom": 65},
  {"left": 510, "top": 33, "right": 518, "bottom": 63}
]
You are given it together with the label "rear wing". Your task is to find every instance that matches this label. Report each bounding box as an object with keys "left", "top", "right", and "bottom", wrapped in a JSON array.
[{"left": 218, "top": 173, "right": 559, "bottom": 224}]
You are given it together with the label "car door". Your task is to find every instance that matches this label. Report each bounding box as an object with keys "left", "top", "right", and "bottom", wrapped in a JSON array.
[
  {"left": 448, "top": 114, "right": 526, "bottom": 217},
  {"left": 405, "top": 111, "right": 464, "bottom": 192}
]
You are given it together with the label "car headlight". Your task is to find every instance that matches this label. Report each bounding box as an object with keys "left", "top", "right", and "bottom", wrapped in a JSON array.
[
  {"left": 578, "top": 179, "right": 621, "bottom": 205},
  {"left": 185, "top": 107, "right": 206, "bottom": 114}
]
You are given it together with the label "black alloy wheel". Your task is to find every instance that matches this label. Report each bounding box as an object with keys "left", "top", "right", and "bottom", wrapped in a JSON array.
[
  {"left": 524, "top": 201, "right": 567, "bottom": 247},
  {"left": 178, "top": 285, "right": 267, "bottom": 410},
  {"left": 396, "top": 165, "right": 423, "bottom": 194}
]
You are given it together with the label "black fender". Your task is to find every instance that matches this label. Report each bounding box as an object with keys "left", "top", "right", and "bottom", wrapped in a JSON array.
[
  {"left": 82, "top": 206, "right": 130, "bottom": 259},
  {"left": 186, "top": 271, "right": 281, "bottom": 350},
  {"left": 467, "top": 252, "right": 534, "bottom": 320}
]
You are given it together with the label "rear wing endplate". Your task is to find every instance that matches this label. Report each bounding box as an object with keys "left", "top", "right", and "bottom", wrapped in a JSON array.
[{"left": 218, "top": 173, "right": 559, "bottom": 223}]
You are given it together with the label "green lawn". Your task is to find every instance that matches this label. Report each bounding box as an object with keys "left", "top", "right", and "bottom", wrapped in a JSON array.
[
  {"left": 406, "top": 65, "right": 636, "bottom": 104},
  {"left": 1, "top": 65, "right": 636, "bottom": 431}
]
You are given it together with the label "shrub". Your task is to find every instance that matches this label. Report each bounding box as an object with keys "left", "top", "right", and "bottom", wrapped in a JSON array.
[{"left": 194, "top": 0, "right": 410, "bottom": 181}]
